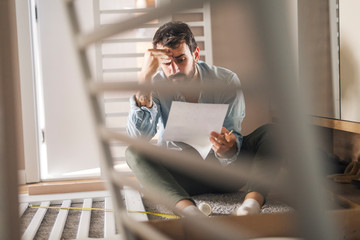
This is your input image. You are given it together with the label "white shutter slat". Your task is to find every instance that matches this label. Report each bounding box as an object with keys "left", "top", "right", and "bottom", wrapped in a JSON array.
[
  {"left": 21, "top": 201, "right": 50, "bottom": 240},
  {"left": 104, "top": 197, "right": 116, "bottom": 237},
  {"left": 76, "top": 198, "right": 93, "bottom": 238},
  {"left": 48, "top": 200, "right": 71, "bottom": 240}
]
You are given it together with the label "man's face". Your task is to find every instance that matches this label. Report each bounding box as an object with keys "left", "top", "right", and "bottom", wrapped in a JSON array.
[{"left": 156, "top": 42, "right": 200, "bottom": 83}]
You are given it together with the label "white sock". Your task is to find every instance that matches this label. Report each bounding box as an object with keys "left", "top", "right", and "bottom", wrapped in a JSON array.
[
  {"left": 182, "top": 205, "right": 207, "bottom": 217},
  {"left": 236, "top": 198, "right": 261, "bottom": 216}
]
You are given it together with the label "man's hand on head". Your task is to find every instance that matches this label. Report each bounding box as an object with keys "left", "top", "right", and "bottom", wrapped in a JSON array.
[
  {"left": 135, "top": 49, "right": 173, "bottom": 108},
  {"left": 209, "top": 127, "right": 237, "bottom": 158},
  {"left": 140, "top": 49, "right": 173, "bottom": 83}
]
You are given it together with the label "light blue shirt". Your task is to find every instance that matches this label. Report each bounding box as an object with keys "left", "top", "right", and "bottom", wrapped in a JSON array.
[{"left": 126, "top": 61, "right": 246, "bottom": 165}]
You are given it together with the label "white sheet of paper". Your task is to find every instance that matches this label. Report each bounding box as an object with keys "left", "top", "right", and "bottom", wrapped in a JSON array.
[{"left": 162, "top": 101, "right": 229, "bottom": 159}]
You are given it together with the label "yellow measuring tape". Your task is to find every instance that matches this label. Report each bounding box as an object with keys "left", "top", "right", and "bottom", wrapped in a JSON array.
[{"left": 29, "top": 205, "right": 179, "bottom": 219}]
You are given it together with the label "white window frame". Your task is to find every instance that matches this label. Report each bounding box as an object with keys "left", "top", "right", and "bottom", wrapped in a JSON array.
[{"left": 15, "top": 0, "right": 41, "bottom": 183}]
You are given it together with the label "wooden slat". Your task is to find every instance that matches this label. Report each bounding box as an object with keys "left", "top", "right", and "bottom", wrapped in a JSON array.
[
  {"left": 102, "top": 51, "right": 206, "bottom": 59},
  {"left": 102, "top": 38, "right": 152, "bottom": 43},
  {"left": 104, "top": 97, "right": 130, "bottom": 103},
  {"left": 48, "top": 200, "right": 71, "bottom": 240},
  {"left": 103, "top": 68, "right": 141, "bottom": 73},
  {"left": 109, "top": 142, "right": 128, "bottom": 147},
  {"left": 21, "top": 201, "right": 50, "bottom": 240},
  {"left": 0, "top": 0, "right": 22, "bottom": 238},
  {"left": 123, "top": 186, "right": 148, "bottom": 221},
  {"left": 146, "top": 210, "right": 360, "bottom": 240},
  {"left": 89, "top": 81, "right": 243, "bottom": 95},
  {"left": 312, "top": 116, "right": 360, "bottom": 134},
  {"left": 99, "top": 7, "right": 204, "bottom": 15},
  {"left": 103, "top": 53, "right": 144, "bottom": 58},
  {"left": 78, "top": 0, "right": 201, "bottom": 48},
  {"left": 108, "top": 127, "right": 127, "bottom": 133},
  {"left": 113, "top": 157, "right": 127, "bottom": 162},
  {"left": 102, "top": 36, "right": 205, "bottom": 44},
  {"left": 77, "top": 198, "right": 93, "bottom": 238},
  {"left": 100, "top": 8, "right": 152, "bottom": 14},
  {"left": 101, "top": 23, "right": 162, "bottom": 29},
  {"left": 105, "top": 112, "right": 128, "bottom": 117},
  {"left": 19, "top": 203, "right": 28, "bottom": 217},
  {"left": 104, "top": 197, "right": 116, "bottom": 237}
]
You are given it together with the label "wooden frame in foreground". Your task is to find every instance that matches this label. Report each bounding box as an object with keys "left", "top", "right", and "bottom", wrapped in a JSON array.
[
  {"left": 0, "top": 0, "right": 21, "bottom": 239},
  {"left": 146, "top": 209, "right": 360, "bottom": 240}
]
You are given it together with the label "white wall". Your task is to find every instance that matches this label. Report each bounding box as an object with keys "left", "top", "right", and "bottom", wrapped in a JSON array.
[{"left": 340, "top": 0, "right": 360, "bottom": 122}]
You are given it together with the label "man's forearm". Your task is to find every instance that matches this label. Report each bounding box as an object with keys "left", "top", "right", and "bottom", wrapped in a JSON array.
[{"left": 135, "top": 91, "right": 153, "bottom": 108}]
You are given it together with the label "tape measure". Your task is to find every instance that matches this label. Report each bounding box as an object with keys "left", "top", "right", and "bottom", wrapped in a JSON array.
[{"left": 29, "top": 205, "right": 179, "bottom": 219}]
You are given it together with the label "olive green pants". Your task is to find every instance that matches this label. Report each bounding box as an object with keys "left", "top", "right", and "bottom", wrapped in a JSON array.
[{"left": 125, "top": 124, "right": 280, "bottom": 206}]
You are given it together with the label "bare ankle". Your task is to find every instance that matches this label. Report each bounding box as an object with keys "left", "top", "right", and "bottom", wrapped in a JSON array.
[
  {"left": 175, "top": 199, "right": 195, "bottom": 210},
  {"left": 245, "top": 192, "right": 265, "bottom": 206}
]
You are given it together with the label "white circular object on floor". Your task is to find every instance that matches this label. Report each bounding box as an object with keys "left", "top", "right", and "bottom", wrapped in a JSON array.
[{"left": 198, "top": 202, "right": 212, "bottom": 216}]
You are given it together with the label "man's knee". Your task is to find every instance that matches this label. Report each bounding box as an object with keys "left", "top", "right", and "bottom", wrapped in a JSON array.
[
  {"left": 258, "top": 123, "right": 276, "bottom": 136},
  {"left": 125, "top": 146, "right": 145, "bottom": 168}
]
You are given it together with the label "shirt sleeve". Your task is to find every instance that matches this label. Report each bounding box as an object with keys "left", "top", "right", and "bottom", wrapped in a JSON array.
[
  {"left": 126, "top": 95, "right": 160, "bottom": 140},
  {"left": 214, "top": 73, "right": 246, "bottom": 165}
]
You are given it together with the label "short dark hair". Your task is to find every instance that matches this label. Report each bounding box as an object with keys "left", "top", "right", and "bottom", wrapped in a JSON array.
[{"left": 152, "top": 21, "right": 198, "bottom": 52}]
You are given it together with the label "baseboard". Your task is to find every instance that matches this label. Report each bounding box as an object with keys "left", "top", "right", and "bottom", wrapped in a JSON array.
[
  {"left": 28, "top": 179, "right": 107, "bottom": 195},
  {"left": 18, "top": 169, "right": 26, "bottom": 185}
]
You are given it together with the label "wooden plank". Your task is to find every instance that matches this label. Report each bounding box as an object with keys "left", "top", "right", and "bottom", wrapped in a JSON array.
[
  {"left": 103, "top": 68, "right": 141, "bottom": 73},
  {"left": 102, "top": 38, "right": 152, "bottom": 43},
  {"left": 146, "top": 209, "right": 360, "bottom": 240},
  {"left": 76, "top": 198, "right": 93, "bottom": 238},
  {"left": 100, "top": 8, "right": 151, "bottom": 14},
  {"left": 102, "top": 51, "right": 206, "bottom": 59},
  {"left": 21, "top": 201, "right": 50, "bottom": 240},
  {"left": 99, "top": 7, "right": 204, "bottom": 15},
  {"left": 48, "top": 200, "right": 71, "bottom": 240},
  {"left": 102, "top": 36, "right": 205, "bottom": 44},
  {"left": 28, "top": 179, "right": 106, "bottom": 195},
  {"left": 0, "top": 0, "right": 22, "bottom": 239},
  {"left": 312, "top": 116, "right": 360, "bottom": 134},
  {"left": 78, "top": 0, "right": 201, "bottom": 48},
  {"left": 104, "top": 197, "right": 116, "bottom": 237},
  {"left": 19, "top": 203, "right": 28, "bottom": 217},
  {"left": 105, "top": 112, "right": 128, "bottom": 117},
  {"left": 123, "top": 186, "right": 148, "bottom": 221}
]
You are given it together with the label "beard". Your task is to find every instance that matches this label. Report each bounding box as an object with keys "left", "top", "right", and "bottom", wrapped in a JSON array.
[
  {"left": 168, "top": 63, "right": 196, "bottom": 83},
  {"left": 168, "top": 73, "right": 189, "bottom": 83}
]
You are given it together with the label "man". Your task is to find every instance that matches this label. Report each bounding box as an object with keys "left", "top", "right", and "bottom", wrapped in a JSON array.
[{"left": 126, "top": 21, "right": 277, "bottom": 217}]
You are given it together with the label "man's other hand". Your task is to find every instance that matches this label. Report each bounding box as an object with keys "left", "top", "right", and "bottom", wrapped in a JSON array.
[{"left": 209, "top": 127, "right": 237, "bottom": 158}]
